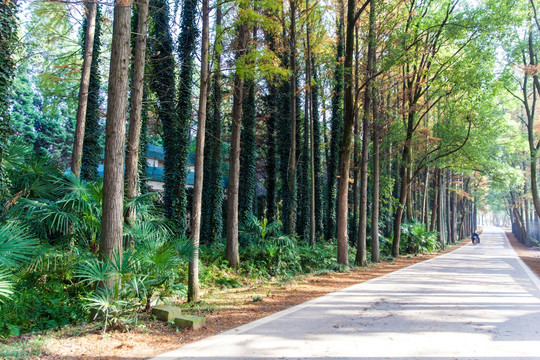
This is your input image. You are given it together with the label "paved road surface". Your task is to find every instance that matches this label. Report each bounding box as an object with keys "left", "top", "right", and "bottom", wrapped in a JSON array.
[{"left": 153, "top": 227, "right": 540, "bottom": 360}]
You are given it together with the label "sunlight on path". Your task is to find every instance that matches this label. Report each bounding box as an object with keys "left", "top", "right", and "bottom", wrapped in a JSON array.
[{"left": 152, "top": 227, "right": 540, "bottom": 360}]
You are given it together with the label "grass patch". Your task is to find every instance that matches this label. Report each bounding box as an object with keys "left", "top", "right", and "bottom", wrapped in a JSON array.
[{"left": 0, "top": 335, "right": 47, "bottom": 360}]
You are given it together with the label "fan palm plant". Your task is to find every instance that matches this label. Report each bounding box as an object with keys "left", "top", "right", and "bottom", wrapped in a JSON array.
[{"left": 0, "top": 221, "right": 38, "bottom": 302}]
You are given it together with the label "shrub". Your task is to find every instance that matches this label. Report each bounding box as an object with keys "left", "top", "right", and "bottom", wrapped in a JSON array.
[
  {"left": 0, "top": 271, "right": 88, "bottom": 338},
  {"left": 400, "top": 221, "right": 440, "bottom": 254}
]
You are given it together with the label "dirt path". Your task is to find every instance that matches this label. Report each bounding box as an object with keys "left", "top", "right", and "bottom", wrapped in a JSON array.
[
  {"left": 506, "top": 230, "right": 540, "bottom": 276},
  {"left": 12, "top": 230, "right": 540, "bottom": 360}
]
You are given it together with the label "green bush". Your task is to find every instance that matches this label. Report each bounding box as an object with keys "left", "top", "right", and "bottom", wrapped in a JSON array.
[
  {"left": 199, "top": 216, "right": 342, "bottom": 280},
  {"left": 400, "top": 221, "right": 440, "bottom": 254},
  {"left": 0, "top": 271, "right": 88, "bottom": 338}
]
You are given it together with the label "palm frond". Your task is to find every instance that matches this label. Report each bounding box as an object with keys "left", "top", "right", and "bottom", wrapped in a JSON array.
[
  {"left": 0, "top": 221, "right": 39, "bottom": 268},
  {"left": 0, "top": 270, "right": 14, "bottom": 302},
  {"left": 75, "top": 258, "right": 114, "bottom": 286}
]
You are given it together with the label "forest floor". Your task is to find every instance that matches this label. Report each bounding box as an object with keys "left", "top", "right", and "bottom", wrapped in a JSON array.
[
  {"left": 3, "top": 231, "right": 539, "bottom": 360},
  {"left": 506, "top": 230, "right": 540, "bottom": 277}
]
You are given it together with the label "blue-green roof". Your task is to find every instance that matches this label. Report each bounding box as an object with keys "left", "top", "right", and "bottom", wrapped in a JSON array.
[
  {"left": 147, "top": 145, "right": 195, "bottom": 166},
  {"left": 147, "top": 144, "right": 164, "bottom": 160}
]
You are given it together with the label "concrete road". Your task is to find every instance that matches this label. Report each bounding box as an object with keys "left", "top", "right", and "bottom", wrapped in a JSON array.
[{"left": 153, "top": 227, "right": 540, "bottom": 360}]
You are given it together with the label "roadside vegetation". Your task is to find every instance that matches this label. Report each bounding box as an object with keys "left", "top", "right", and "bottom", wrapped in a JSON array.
[{"left": 0, "top": 0, "right": 540, "bottom": 358}]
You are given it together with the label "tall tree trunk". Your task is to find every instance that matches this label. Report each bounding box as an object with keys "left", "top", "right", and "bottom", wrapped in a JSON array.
[
  {"left": 525, "top": 31, "right": 540, "bottom": 218},
  {"left": 288, "top": 0, "right": 298, "bottom": 235},
  {"left": 430, "top": 168, "right": 438, "bottom": 232},
  {"left": 370, "top": 0, "right": 380, "bottom": 262},
  {"left": 524, "top": 180, "right": 531, "bottom": 246},
  {"left": 226, "top": 20, "right": 249, "bottom": 268},
  {"left": 422, "top": 168, "right": 430, "bottom": 228},
  {"left": 0, "top": 0, "right": 17, "bottom": 194},
  {"left": 239, "top": 24, "right": 258, "bottom": 222},
  {"left": 80, "top": 5, "right": 103, "bottom": 181},
  {"left": 356, "top": 0, "right": 375, "bottom": 266},
  {"left": 72, "top": 0, "right": 98, "bottom": 177},
  {"left": 392, "top": 111, "right": 413, "bottom": 257},
  {"left": 137, "top": 86, "right": 149, "bottom": 194},
  {"left": 125, "top": 0, "right": 149, "bottom": 203},
  {"left": 149, "top": 0, "right": 178, "bottom": 228},
  {"left": 278, "top": 15, "right": 293, "bottom": 234},
  {"left": 188, "top": 0, "right": 209, "bottom": 302},
  {"left": 312, "top": 59, "right": 324, "bottom": 236},
  {"left": 305, "top": 3, "right": 315, "bottom": 246},
  {"left": 445, "top": 171, "right": 452, "bottom": 245},
  {"left": 352, "top": 24, "right": 360, "bottom": 247},
  {"left": 406, "top": 177, "right": 413, "bottom": 221},
  {"left": 337, "top": 0, "right": 368, "bottom": 265},
  {"left": 371, "top": 95, "right": 380, "bottom": 262},
  {"left": 100, "top": 0, "right": 131, "bottom": 262},
  {"left": 298, "top": 62, "right": 311, "bottom": 241},
  {"left": 264, "top": 24, "right": 278, "bottom": 222},
  {"left": 174, "top": 0, "right": 199, "bottom": 235},
  {"left": 201, "top": 4, "right": 223, "bottom": 242},
  {"left": 325, "top": 1, "right": 344, "bottom": 240},
  {"left": 239, "top": 76, "right": 257, "bottom": 222},
  {"left": 451, "top": 180, "right": 458, "bottom": 243}
]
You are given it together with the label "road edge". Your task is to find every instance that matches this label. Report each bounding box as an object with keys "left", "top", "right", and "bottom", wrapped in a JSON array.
[{"left": 503, "top": 230, "right": 540, "bottom": 291}]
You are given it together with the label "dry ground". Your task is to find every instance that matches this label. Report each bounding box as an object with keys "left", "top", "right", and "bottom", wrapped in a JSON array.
[
  {"left": 506, "top": 230, "right": 540, "bottom": 276},
  {"left": 5, "top": 233, "right": 539, "bottom": 360}
]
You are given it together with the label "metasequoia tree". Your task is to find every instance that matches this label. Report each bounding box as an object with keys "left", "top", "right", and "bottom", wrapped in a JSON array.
[
  {"left": 287, "top": 0, "right": 298, "bottom": 234},
  {"left": 521, "top": 30, "right": 540, "bottom": 219},
  {"left": 0, "top": 0, "right": 17, "bottom": 193},
  {"left": 148, "top": 0, "right": 177, "bottom": 218},
  {"left": 278, "top": 50, "right": 293, "bottom": 233},
  {"left": 355, "top": 0, "right": 376, "bottom": 266},
  {"left": 226, "top": 7, "right": 250, "bottom": 268},
  {"left": 125, "top": 0, "right": 149, "bottom": 202},
  {"left": 336, "top": 0, "right": 369, "bottom": 265},
  {"left": 312, "top": 59, "right": 324, "bottom": 237},
  {"left": 100, "top": 0, "right": 131, "bottom": 261},
  {"left": 305, "top": 0, "right": 315, "bottom": 246},
  {"left": 80, "top": 5, "right": 102, "bottom": 181},
  {"left": 201, "top": 2, "right": 224, "bottom": 242},
  {"left": 264, "top": 25, "right": 279, "bottom": 222},
  {"left": 71, "top": 0, "right": 98, "bottom": 177},
  {"left": 239, "top": 45, "right": 257, "bottom": 222},
  {"left": 325, "top": 1, "right": 344, "bottom": 240},
  {"left": 188, "top": 0, "right": 210, "bottom": 302},
  {"left": 174, "top": 0, "right": 199, "bottom": 235}
]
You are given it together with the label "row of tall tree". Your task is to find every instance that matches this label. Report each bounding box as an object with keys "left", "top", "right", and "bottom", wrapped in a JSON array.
[{"left": 1, "top": 0, "right": 534, "bottom": 302}]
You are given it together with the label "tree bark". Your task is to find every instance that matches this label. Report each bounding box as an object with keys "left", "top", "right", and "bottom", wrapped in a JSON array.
[
  {"left": 430, "top": 168, "right": 438, "bottom": 232},
  {"left": 72, "top": 0, "right": 97, "bottom": 177},
  {"left": 226, "top": 20, "right": 249, "bottom": 268},
  {"left": 336, "top": 0, "right": 356, "bottom": 265},
  {"left": 337, "top": 0, "right": 369, "bottom": 265},
  {"left": 125, "top": 0, "right": 149, "bottom": 202},
  {"left": 100, "top": 0, "right": 132, "bottom": 262},
  {"left": 451, "top": 178, "right": 458, "bottom": 243},
  {"left": 305, "top": 0, "right": 315, "bottom": 247},
  {"left": 524, "top": 180, "right": 531, "bottom": 246},
  {"left": 422, "top": 168, "right": 430, "bottom": 228},
  {"left": 356, "top": 0, "right": 375, "bottom": 266},
  {"left": 371, "top": 97, "right": 380, "bottom": 262},
  {"left": 188, "top": 0, "right": 209, "bottom": 302},
  {"left": 288, "top": 0, "right": 298, "bottom": 235},
  {"left": 352, "top": 25, "right": 360, "bottom": 247}
]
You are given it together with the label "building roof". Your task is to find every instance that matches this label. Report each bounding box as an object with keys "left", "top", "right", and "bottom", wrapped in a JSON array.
[
  {"left": 147, "top": 144, "right": 164, "bottom": 160},
  {"left": 97, "top": 164, "right": 228, "bottom": 187},
  {"left": 147, "top": 145, "right": 195, "bottom": 166}
]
